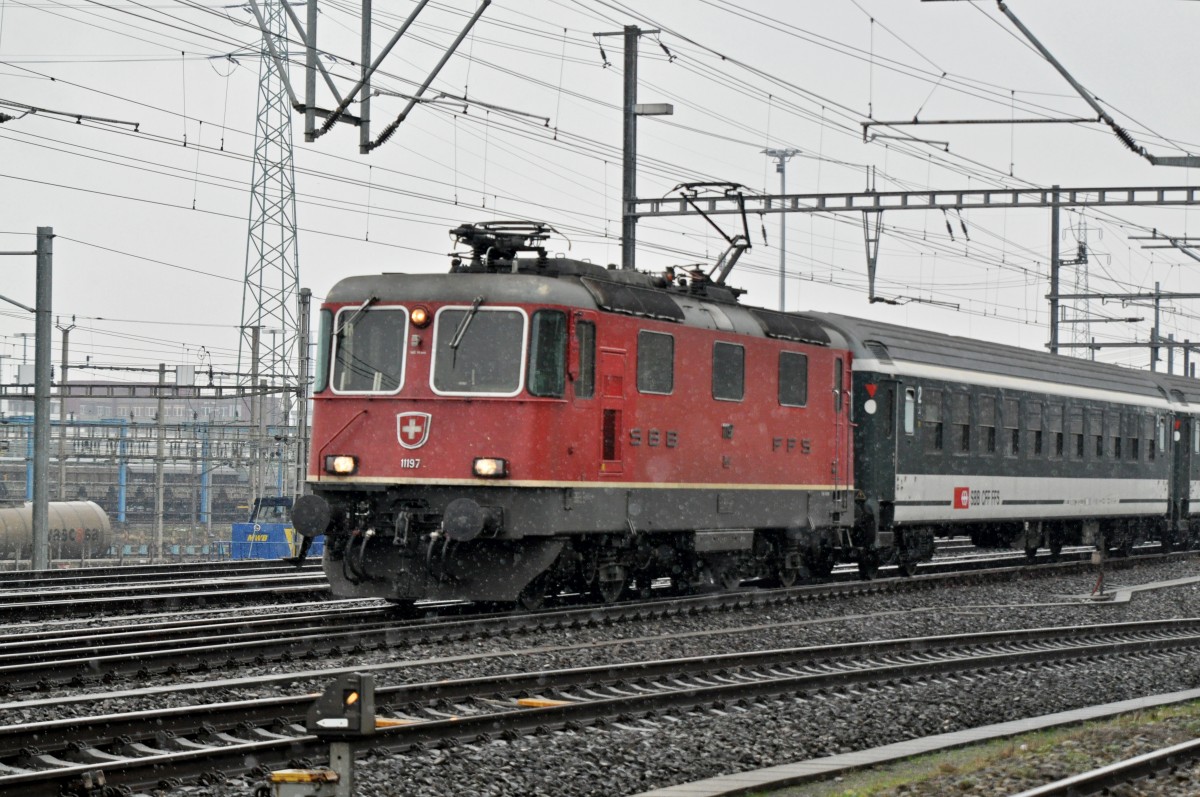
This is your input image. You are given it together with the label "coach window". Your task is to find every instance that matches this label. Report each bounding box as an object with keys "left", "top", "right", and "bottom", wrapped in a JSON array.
[
  {"left": 1129, "top": 413, "right": 1141, "bottom": 461},
  {"left": 1108, "top": 411, "right": 1121, "bottom": 459},
  {"left": 1088, "top": 410, "right": 1104, "bottom": 458},
  {"left": 712, "top": 342, "right": 745, "bottom": 401},
  {"left": 527, "top": 310, "right": 567, "bottom": 398},
  {"left": 779, "top": 352, "right": 809, "bottom": 407},
  {"left": 637, "top": 331, "right": 674, "bottom": 395},
  {"left": 1068, "top": 407, "right": 1084, "bottom": 459},
  {"left": 574, "top": 320, "right": 595, "bottom": 399},
  {"left": 1047, "top": 403, "right": 1064, "bottom": 459},
  {"left": 331, "top": 305, "right": 407, "bottom": 394},
  {"left": 1004, "top": 398, "right": 1020, "bottom": 457},
  {"left": 1193, "top": 420, "right": 1200, "bottom": 455},
  {"left": 950, "top": 392, "right": 970, "bottom": 453},
  {"left": 1026, "top": 400, "right": 1043, "bottom": 456},
  {"left": 979, "top": 395, "right": 997, "bottom": 454},
  {"left": 903, "top": 388, "right": 916, "bottom": 435},
  {"left": 923, "top": 388, "right": 943, "bottom": 452},
  {"left": 1154, "top": 416, "right": 1165, "bottom": 460}
]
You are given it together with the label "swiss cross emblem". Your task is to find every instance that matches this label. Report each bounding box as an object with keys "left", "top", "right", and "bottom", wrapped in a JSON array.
[
  {"left": 953, "top": 487, "right": 971, "bottom": 510},
  {"left": 397, "top": 412, "right": 432, "bottom": 449}
]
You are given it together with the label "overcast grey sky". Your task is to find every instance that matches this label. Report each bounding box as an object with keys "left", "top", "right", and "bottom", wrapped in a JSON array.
[{"left": 1, "top": 0, "right": 1198, "bottom": 384}]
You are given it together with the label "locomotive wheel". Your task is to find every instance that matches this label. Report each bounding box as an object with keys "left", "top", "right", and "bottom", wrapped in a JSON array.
[
  {"left": 384, "top": 600, "right": 419, "bottom": 617},
  {"left": 1024, "top": 546, "right": 1039, "bottom": 562},
  {"left": 857, "top": 553, "right": 880, "bottom": 581},
  {"left": 896, "top": 559, "right": 919, "bottom": 577},
  {"left": 774, "top": 564, "right": 800, "bottom": 588},
  {"left": 631, "top": 575, "right": 655, "bottom": 600},
  {"left": 594, "top": 574, "right": 626, "bottom": 604},
  {"left": 517, "top": 573, "right": 551, "bottom": 612},
  {"left": 1049, "top": 540, "right": 1064, "bottom": 561},
  {"left": 669, "top": 574, "right": 695, "bottom": 595},
  {"left": 806, "top": 555, "right": 835, "bottom": 579}
]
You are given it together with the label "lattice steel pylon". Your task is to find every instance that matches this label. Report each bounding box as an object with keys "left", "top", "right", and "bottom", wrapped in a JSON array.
[{"left": 239, "top": 0, "right": 298, "bottom": 499}]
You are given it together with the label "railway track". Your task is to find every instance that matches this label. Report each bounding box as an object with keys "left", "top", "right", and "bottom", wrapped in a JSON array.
[
  {"left": 0, "top": 559, "right": 316, "bottom": 589},
  {"left": 0, "top": 537, "right": 1168, "bottom": 624},
  {"left": 0, "top": 561, "right": 329, "bottom": 619},
  {"left": 2, "top": 549, "right": 1187, "bottom": 694},
  {"left": 1012, "top": 738, "right": 1200, "bottom": 796},
  {"left": 3, "top": 619, "right": 1198, "bottom": 795}
]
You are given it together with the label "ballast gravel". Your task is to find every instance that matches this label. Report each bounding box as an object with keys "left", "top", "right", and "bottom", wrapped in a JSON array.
[{"left": 11, "top": 557, "right": 1200, "bottom": 796}]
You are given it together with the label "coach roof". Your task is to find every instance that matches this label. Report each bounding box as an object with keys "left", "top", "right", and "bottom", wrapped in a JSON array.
[{"left": 808, "top": 312, "right": 1165, "bottom": 401}]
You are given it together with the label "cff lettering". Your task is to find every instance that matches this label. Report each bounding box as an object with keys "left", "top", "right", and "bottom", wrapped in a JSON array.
[
  {"left": 954, "top": 487, "right": 1001, "bottom": 509},
  {"left": 628, "top": 428, "right": 679, "bottom": 448},
  {"left": 772, "top": 437, "right": 812, "bottom": 455}
]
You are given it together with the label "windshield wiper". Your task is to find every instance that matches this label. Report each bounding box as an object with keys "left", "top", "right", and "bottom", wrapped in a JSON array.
[
  {"left": 449, "top": 296, "right": 485, "bottom": 351},
  {"left": 335, "top": 296, "right": 379, "bottom": 338}
]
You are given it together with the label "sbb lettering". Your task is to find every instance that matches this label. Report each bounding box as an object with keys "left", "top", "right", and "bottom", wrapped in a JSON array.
[{"left": 629, "top": 428, "right": 679, "bottom": 448}]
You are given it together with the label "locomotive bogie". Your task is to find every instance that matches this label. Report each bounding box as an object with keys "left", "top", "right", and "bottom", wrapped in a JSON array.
[{"left": 309, "top": 479, "right": 856, "bottom": 602}]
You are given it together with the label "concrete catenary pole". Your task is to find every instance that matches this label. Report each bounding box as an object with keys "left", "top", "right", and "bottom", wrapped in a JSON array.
[
  {"left": 621, "top": 25, "right": 639, "bottom": 271},
  {"left": 32, "top": 226, "right": 53, "bottom": 570},
  {"left": 295, "top": 288, "right": 312, "bottom": 499},
  {"left": 56, "top": 315, "right": 75, "bottom": 500},
  {"left": 154, "top": 363, "right": 166, "bottom": 561},
  {"left": 249, "top": 326, "right": 262, "bottom": 509},
  {"left": 1048, "top": 186, "right": 1061, "bottom": 355}
]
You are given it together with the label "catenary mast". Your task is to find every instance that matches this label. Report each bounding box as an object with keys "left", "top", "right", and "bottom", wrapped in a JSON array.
[{"left": 239, "top": 0, "right": 300, "bottom": 503}]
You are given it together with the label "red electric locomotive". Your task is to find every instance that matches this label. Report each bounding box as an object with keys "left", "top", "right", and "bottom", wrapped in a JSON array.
[{"left": 292, "top": 222, "right": 895, "bottom": 607}]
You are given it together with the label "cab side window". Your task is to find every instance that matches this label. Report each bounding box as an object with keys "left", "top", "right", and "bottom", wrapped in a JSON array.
[
  {"left": 712, "top": 342, "right": 745, "bottom": 401},
  {"left": 528, "top": 310, "right": 567, "bottom": 398},
  {"left": 574, "top": 320, "right": 595, "bottom": 399},
  {"left": 778, "top": 352, "right": 808, "bottom": 407},
  {"left": 637, "top": 331, "right": 674, "bottom": 395}
]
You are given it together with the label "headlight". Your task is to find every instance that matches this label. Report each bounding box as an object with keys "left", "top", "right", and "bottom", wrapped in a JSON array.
[
  {"left": 410, "top": 306, "right": 431, "bottom": 327},
  {"left": 472, "top": 457, "right": 508, "bottom": 478},
  {"left": 324, "top": 454, "right": 359, "bottom": 475}
]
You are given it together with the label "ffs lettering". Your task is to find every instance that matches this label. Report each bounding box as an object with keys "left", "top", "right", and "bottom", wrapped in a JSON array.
[{"left": 772, "top": 438, "right": 812, "bottom": 455}]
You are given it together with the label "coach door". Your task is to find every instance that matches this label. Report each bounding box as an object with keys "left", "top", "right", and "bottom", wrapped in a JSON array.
[
  {"left": 599, "top": 349, "right": 626, "bottom": 475},
  {"left": 1172, "top": 414, "right": 1191, "bottom": 538},
  {"left": 832, "top": 356, "right": 851, "bottom": 492}
]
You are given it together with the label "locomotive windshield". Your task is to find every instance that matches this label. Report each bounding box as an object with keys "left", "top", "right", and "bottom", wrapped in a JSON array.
[
  {"left": 330, "top": 305, "right": 407, "bottom": 393},
  {"left": 432, "top": 307, "right": 526, "bottom": 395}
]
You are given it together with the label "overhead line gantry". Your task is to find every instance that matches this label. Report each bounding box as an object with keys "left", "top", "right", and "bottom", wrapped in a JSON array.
[{"left": 629, "top": 184, "right": 1200, "bottom": 355}]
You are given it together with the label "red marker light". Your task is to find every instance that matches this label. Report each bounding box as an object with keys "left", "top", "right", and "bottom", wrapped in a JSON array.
[{"left": 865, "top": 384, "right": 877, "bottom": 398}]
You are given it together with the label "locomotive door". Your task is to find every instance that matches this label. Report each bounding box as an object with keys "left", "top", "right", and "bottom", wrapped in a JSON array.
[{"left": 599, "top": 349, "right": 626, "bottom": 475}]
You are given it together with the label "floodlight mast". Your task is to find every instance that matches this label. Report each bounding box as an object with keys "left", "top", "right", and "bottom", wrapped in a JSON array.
[{"left": 763, "top": 149, "right": 800, "bottom": 311}]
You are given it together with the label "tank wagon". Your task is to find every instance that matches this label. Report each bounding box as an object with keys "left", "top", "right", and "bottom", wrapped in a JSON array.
[
  {"left": 0, "top": 500, "right": 112, "bottom": 560},
  {"left": 292, "top": 221, "right": 1196, "bottom": 608}
]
